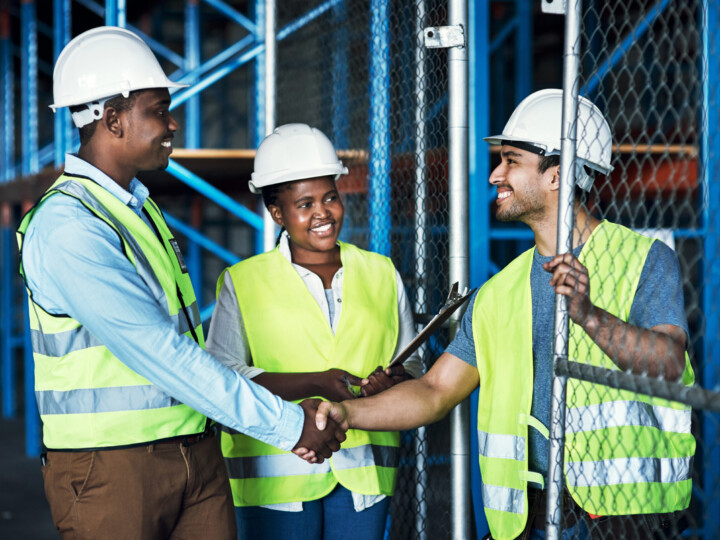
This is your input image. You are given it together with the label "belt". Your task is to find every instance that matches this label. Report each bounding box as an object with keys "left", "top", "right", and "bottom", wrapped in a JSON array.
[{"left": 153, "top": 428, "right": 214, "bottom": 447}]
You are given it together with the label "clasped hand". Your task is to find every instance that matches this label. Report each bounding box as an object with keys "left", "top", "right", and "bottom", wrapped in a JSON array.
[{"left": 543, "top": 253, "right": 594, "bottom": 325}]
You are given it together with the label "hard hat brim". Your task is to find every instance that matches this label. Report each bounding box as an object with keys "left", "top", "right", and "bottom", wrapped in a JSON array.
[{"left": 49, "top": 81, "right": 189, "bottom": 111}]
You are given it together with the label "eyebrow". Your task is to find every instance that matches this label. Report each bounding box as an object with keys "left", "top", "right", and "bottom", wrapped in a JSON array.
[{"left": 501, "top": 150, "right": 524, "bottom": 159}]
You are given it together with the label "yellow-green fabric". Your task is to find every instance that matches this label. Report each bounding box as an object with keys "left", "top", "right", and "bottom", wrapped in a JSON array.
[
  {"left": 16, "top": 174, "right": 207, "bottom": 449},
  {"left": 471, "top": 221, "right": 694, "bottom": 540},
  {"left": 220, "top": 242, "right": 400, "bottom": 507}
]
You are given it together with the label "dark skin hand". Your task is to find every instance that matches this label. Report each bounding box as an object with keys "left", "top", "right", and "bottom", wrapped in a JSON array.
[
  {"left": 254, "top": 368, "right": 364, "bottom": 402},
  {"left": 292, "top": 398, "right": 347, "bottom": 463},
  {"left": 543, "top": 252, "right": 687, "bottom": 381},
  {"left": 360, "top": 364, "right": 411, "bottom": 397}
]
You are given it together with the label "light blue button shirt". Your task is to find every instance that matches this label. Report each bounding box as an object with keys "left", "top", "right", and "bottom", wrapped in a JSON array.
[{"left": 21, "top": 154, "right": 303, "bottom": 451}]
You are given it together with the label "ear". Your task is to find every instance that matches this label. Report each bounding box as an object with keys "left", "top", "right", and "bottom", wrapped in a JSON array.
[
  {"left": 100, "top": 106, "right": 124, "bottom": 139},
  {"left": 268, "top": 204, "right": 284, "bottom": 227},
  {"left": 546, "top": 164, "right": 561, "bottom": 192}
]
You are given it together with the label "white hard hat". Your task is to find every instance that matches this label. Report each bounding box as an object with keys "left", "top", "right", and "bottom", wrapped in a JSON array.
[
  {"left": 50, "top": 26, "right": 187, "bottom": 128},
  {"left": 249, "top": 123, "right": 349, "bottom": 194},
  {"left": 485, "top": 89, "right": 613, "bottom": 191}
]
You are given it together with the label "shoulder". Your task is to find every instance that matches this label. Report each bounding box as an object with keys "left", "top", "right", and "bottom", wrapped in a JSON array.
[
  {"left": 340, "top": 242, "right": 396, "bottom": 272},
  {"left": 476, "top": 248, "right": 534, "bottom": 301}
]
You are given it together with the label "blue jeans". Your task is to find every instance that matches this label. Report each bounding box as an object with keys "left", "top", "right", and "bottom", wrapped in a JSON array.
[{"left": 234, "top": 484, "right": 391, "bottom": 540}]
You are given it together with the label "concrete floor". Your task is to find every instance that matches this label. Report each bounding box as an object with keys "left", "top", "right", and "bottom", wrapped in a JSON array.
[{"left": 0, "top": 417, "right": 56, "bottom": 539}]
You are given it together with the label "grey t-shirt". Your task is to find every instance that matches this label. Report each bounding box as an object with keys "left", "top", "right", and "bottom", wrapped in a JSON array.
[{"left": 445, "top": 240, "right": 689, "bottom": 483}]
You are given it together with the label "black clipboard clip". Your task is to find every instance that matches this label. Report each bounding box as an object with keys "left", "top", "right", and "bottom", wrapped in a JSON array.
[{"left": 387, "top": 282, "right": 476, "bottom": 368}]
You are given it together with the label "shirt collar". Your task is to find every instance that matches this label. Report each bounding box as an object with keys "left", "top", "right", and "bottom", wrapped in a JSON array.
[
  {"left": 64, "top": 153, "right": 149, "bottom": 214},
  {"left": 278, "top": 231, "right": 342, "bottom": 280}
]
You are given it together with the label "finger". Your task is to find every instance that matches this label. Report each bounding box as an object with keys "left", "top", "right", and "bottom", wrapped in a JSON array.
[
  {"left": 384, "top": 364, "right": 406, "bottom": 377},
  {"left": 292, "top": 447, "right": 308, "bottom": 456},
  {"left": 344, "top": 373, "right": 363, "bottom": 385}
]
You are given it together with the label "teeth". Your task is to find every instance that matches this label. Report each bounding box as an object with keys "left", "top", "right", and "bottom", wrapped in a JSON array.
[
  {"left": 312, "top": 223, "right": 332, "bottom": 232},
  {"left": 498, "top": 191, "right": 511, "bottom": 200},
  {"left": 161, "top": 141, "right": 172, "bottom": 148}
]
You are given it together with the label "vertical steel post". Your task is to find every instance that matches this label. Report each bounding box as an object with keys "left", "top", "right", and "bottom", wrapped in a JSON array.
[
  {"left": 1, "top": 203, "right": 14, "bottom": 418},
  {"left": 331, "top": 0, "right": 349, "bottom": 150},
  {"left": 53, "top": 0, "right": 70, "bottom": 168},
  {"left": 185, "top": 0, "right": 201, "bottom": 149},
  {"left": 262, "top": 0, "right": 277, "bottom": 252},
  {"left": 413, "top": 2, "right": 428, "bottom": 539},
  {"left": 514, "top": 0, "right": 532, "bottom": 102},
  {"left": 546, "top": 1, "right": 583, "bottom": 538},
  {"left": 253, "top": 0, "right": 265, "bottom": 254},
  {"left": 369, "top": 0, "right": 391, "bottom": 256},
  {"left": 20, "top": 0, "right": 38, "bottom": 177},
  {"left": 0, "top": 5, "right": 14, "bottom": 182},
  {"left": 701, "top": 3, "right": 719, "bottom": 539},
  {"left": 448, "top": 0, "right": 470, "bottom": 538},
  {"left": 105, "top": 0, "right": 126, "bottom": 27},
  {"left": 469, "top": 0, "right": 491, "bottom": 536}
]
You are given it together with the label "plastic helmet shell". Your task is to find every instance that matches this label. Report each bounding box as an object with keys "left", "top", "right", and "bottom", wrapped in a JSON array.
[
  {"left": 50, "top": 26, "right": 187, "bottom": 111},
  {"left": 249, "top": 124, "right": 348, "bottom": 194},
  {"left": 484, "top": 89, "right": 613, "bottom": 190}
]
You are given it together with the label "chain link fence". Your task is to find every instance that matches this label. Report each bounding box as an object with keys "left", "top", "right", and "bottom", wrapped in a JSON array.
[
  {"left": 274, "top": 1, "right": 452, "bottom": 538},
  {"left": 547, "top": 1, "right": 720, "bottom": 538}
]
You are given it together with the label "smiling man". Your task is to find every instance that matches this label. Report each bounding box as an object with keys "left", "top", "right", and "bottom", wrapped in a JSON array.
[
  {"left": 17, "top": 27, "right": 346, "bottom": 539},
  {"left": 316, "top": 89, "right": 695, "bottom": 540}
]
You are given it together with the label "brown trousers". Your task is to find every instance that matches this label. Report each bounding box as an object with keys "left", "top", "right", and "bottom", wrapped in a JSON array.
[{"left": 42, "top": 431, "right": 236, "bottom": 540}]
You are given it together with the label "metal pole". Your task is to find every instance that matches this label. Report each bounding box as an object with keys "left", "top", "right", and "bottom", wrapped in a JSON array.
[
  {"left": 331, "top": 0, "right": 348, "bottom": 150},
  {"left": 253, "top": 0, "right": 265, "bottom": 254},
  {"left": 546, "top": 0, "right": 583, "bottom": 538},
  {"left": 468, "top": 0, "right": 491, "bottom": 535},
  {"left": 1, "top": 203, "right": 14, "bottom": 418},
  {"left": 369, "top": 0, "right": 391, "bottom": 256},
  {"left": 0, "top": 4, "right": 14, "bottom": 182},
  {"left": 262, "top": 0, "right": 277, "bottom": 252},
  {"left": 105, "top": 0, "right": 125, "bottom": 27},
  {"left": 53, "top": 0, "right": 70, "bottom": 168},
  {"left": 701, "top": 3, "right": 720, "bottom": 539},
  {"left": 514, "top": 0, "right": 532, "bottom": 103},
  {"left": 185, "top": 0, "right": 201, "bottom": 149},
  {"left": 448, "top": 0, "right": 470, "bottom": 538},
  {"left": 21, "top": 0, "right": 38, "bottom": 177},
  {"left": 413, "top": 2, "right": 428, "bottom": 538}
]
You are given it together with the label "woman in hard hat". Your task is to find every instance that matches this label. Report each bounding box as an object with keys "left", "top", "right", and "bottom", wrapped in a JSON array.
[{"left": 206, "top": 123, "right": 422, "bottom": 540}]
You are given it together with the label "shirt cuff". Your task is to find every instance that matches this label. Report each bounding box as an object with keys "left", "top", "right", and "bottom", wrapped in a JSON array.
[{"left": 269, "top": 401, "right": 304, "bottom": 452}]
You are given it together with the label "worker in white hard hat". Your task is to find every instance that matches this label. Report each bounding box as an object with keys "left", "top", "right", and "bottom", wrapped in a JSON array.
[
  {"left": 205, "top": 123, "right": 423, "bottom": 540},
  {"left": 18, "top": 27, "right": 346, "bottom": 539},
  {"left": 315, "top": 89, "right": 695, "bottom": 540}
]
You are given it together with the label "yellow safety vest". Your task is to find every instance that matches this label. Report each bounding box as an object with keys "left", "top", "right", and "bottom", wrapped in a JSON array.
[
  {"left": 472, "top": 221, "right": 694, "bottom": 540},
  {"left": 220, "top": 242, "right": 400, "bottom": 506},
  {"left": 17, "top": 174, "right": 207, "bottom": 449}
]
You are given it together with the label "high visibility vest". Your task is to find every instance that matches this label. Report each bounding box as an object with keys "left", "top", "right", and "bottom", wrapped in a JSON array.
[
  {"left": 471, "top": 221, "right": 694, "bottom": 540},
  {"left": 220, "top": 242, "right": 400, "bottom": 507},
  {"left": 17, "top": 174, "right": 207, "bottom": 450}
]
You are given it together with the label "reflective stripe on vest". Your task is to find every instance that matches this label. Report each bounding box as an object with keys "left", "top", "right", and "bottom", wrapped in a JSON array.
[
  {"left": 17, "top": 174, "right": 207, "bottom": 449},
  {"left": 472, "top": 221, "right": 694, "bottom": 540},
  {"left": 221, "top": 242, "right": 400, "bottom": 506}
]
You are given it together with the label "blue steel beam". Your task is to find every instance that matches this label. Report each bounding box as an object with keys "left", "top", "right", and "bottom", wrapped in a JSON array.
[
  {"left": 469, "top": 0, "right": 491, "bottom": 537},
  {"left": 582, "top": 0, "right": 671, "bottom": 96},
  {"left": 53, "top": 0, "right": 70, "bottom": 168},
  {"left": 185, "top": 0, "right": 201, "bottom": 149},
  {"left": 514, "top": 0, "right": 531, "bottom": 103},
  {"left": 1, "top": 7, "right": 14, "bottom": 182},
  {"left": 331, "top": 0, "right": 349, "bottom": 150},
  {"left": 276, "top": 0, "right": 340, "bottom": 40},
  {"left": 75, "top": 0, "right": 103, "bottom": 17},
  {"left": 368, "top": 0, "right": 391, "bottom": 256},
  {"left": 203, "top": 0, "right": 258, "bottom": 35},
  {"left": 128, "top": 25, "right": 187, "bottom": 68},
  {"left": 21, "top": 0, "right": 38, "bottom": 177},
  {"left": 172, "top": 35, "right": 255, "bottom": 84},
  {"left": 1, "top": 204, "right": 15, "bottom": 418},
  {"left": 489, "top": 18, "right": 516, "bottom": 53},
  {"left": 105, "top": 0, "right": 126, "bottom": 27},
  {"left": 164, "top": 212, "right": 242, "bottom": 266},
  {"left": 253, "top": 0, "right": 265, "bottom": 255},
  {"left": 166, "top": 160, "right": 264, "bottom": 230},
  {"left": 702, "top": 3, "right": 720, "bottom": 539}
]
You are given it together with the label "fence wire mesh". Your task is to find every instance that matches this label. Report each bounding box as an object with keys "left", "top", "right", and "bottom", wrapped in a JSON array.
[
  {"left": 548, "top": 1, "right": 720, "bottom": 538},
  {"left": 274, "top": 1, "right": 452, "bottom": 538}
]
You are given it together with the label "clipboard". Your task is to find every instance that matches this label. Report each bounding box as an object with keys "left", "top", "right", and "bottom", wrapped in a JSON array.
[{"left": 388, "top": 282, "right": 477, "bottom": 368}]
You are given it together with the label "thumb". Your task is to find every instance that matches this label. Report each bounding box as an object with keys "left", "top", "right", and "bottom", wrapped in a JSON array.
[{"left": 316, "top": 401, "right": 332, "bottom": 430}]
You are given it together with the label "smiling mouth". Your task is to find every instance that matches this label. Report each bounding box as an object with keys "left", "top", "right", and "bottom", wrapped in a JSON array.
[
  {"left": 497, "top": 191, "right": 512, "bottom": 202},
  {"left": 310, "top": 222, "right": 334, "bottom": 233},
  {"left": 161, "top": 140, "right": 172, "bottom": 149}
]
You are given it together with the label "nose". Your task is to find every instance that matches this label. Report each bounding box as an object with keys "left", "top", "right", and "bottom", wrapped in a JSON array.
[
  {"left": 489, "top": 162, "right": 505, "bottom": 185},
  {"left": 167, "top": 112, "right": 179, "bottom": 132}
]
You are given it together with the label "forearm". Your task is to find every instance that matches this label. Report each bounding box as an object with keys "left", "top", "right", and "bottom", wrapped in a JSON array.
[
  {"left": 253, "top": 372, "right": 324, "bottom": 401},
  {"left": 581, "top": 307, "right": 686, "bottom": 381}
]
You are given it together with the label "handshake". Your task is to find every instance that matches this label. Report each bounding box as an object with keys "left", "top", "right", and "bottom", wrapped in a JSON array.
[{"left": 290, "top": 364, "right": 407, "bottom": 463}]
